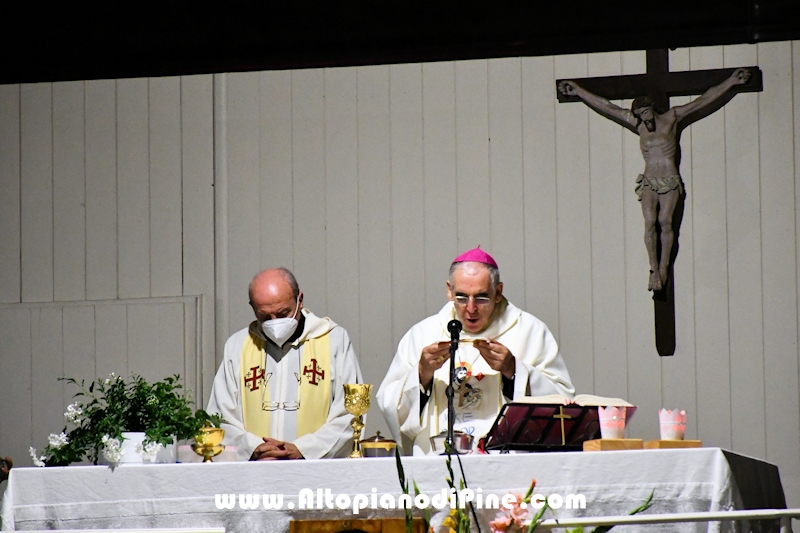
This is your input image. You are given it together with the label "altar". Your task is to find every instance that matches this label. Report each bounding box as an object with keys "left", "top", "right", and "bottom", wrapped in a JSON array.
[{"left": 1, "top": 448, "right": 788, "bottom": 532}]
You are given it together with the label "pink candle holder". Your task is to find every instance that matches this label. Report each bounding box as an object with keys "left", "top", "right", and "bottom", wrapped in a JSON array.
[
  {"left": 659, "top": 409, "right": 687, "bottom": 440},
  {"left": 598, "top": 406, "right": 627, "bottom": 439}
]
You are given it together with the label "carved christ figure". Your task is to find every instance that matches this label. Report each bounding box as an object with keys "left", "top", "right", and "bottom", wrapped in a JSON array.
[{"left": 558, "top": 68, "right": 751, "bottom": 291}]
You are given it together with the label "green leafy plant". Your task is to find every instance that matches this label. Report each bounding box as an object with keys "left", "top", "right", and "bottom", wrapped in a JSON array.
[
  {"left": 489, "top": 482, "right": 654, "bottom": 533},
  {"left": 31, "top": 373, "right": 219, "bottom": 467}
]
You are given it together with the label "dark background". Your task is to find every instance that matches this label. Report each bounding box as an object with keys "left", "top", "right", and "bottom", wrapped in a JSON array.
[{"left": 3, "top": 0, "right": 799, "bottom": 85}]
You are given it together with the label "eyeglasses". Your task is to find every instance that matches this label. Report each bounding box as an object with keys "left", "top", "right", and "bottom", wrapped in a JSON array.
[
  {"left": 453, "top": 295, "right": 493, "bottom": 306},
  {"left": 262, "top": 401, "right": 301, "bottom": 411}
]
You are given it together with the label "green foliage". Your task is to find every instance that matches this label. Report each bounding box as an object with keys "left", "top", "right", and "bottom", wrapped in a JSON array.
[
  {"left": 531, "top": 490, "right": 655, "bottom": 533},
  {"left": 40, "top": 374, "right": 222, "bottom": 466}
]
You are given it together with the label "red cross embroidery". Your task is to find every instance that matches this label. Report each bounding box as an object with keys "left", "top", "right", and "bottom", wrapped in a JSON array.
[
  {"left": 245, "top": 366, "right": 265, "bottom": 391},
  {"left": 303, "top": 358, "right": 325, "bottom": 386}
]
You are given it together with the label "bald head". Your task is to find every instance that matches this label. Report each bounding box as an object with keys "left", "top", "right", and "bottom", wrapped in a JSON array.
[{"left": 249, "top": 268, "right": 303, "bottom": 322}]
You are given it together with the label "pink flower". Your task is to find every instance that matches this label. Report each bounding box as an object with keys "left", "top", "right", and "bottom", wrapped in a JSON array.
[{"left": 489, "top": 514, "right": 513, "bottom": 532}]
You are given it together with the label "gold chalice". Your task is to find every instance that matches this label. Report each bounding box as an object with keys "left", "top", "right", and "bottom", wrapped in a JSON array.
[
  {"left": 343, "top": 383, "right": 372, "bottom": 458},
  {"left": 192, "top": 422, "right": 225, "bottom": 462}
]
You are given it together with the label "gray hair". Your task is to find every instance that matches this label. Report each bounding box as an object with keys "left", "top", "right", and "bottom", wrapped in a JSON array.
[
  {"left": 249, "top": 267, "right": 300, "bottom": 300},
  {"left": 448, "top": 261, "right": 501, "bottom": 289}
]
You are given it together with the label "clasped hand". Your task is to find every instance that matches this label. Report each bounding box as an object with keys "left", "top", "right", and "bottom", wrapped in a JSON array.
[{"left": 250, "top": 438, "right": 304, "bottom": 460}]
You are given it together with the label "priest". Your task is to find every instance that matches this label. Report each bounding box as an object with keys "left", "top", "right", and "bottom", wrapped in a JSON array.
[
  {"left": 377, "top": 247, "right": 574, "bottom": 455},
  {"left": 208, "top": 268, "right": 363, "bottom": 461}
]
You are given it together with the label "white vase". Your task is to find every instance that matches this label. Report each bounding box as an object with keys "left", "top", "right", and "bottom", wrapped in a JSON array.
[
  {"left": 119, "top": 432, "right": 146, "bottom": 463},
  {"left": 113, "top": 432, "right": 177, "bottom": 463}
]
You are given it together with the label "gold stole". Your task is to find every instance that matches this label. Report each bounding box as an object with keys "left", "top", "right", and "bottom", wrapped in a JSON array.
[{"left": 240, "top": 326, "right": 331, "bottom": 438}]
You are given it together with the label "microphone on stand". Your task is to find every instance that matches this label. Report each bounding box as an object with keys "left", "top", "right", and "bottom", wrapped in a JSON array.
[
  {"left": 448, "top": 319, "right": 462, "bottom": 345},
  {"left": 446, "top": 319, "right": 462, "bottom": 453}
]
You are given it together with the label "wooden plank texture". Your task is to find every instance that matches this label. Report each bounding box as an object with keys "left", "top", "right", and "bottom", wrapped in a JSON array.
[
  {"left": 291, "top": 69, "right": 327, "bottom": 315},
  {"left": 688, "top": 46, "right": 732, "bottom": 450},
  {"left": 488, "top": 57, "right": 525, "bottom": 306},
  {"left": 390, "top": 63, "right": 426, "bottom": 345},
  {"left": 324, "top": 67, "right": 360, "bottom": 350},
  {"left": 149, "top": 77, "right": 183, "bottom": 297},
  {"left": 20, "top": 83, "right": 54, "bottom": 303},
  {"left": 85, "top": 79, "right": 118, "bottom": 300},
  {"left": 422, "top": 62, "right": 458, "bottom": 315},
  {"left": 522, "top": 56, "right": 560, "bottom": 335},
  {"left": 0, "top": 85, "right": 21, "bottom": 303},
  {"left": 117, "top": 78, "right": 151, "bottom": 299},
  {"left": 455, "top": 60, "right": 491, "bottom": 252}
]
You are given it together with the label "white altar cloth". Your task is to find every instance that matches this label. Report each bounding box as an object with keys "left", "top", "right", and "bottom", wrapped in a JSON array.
[{"left": 1, "top": 448, "right": 787, "bottom": 533}]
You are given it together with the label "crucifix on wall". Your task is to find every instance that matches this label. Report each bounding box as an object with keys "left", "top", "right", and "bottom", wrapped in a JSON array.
[{"left": 556, "top": 49, "right": 762, "bottom": 356}]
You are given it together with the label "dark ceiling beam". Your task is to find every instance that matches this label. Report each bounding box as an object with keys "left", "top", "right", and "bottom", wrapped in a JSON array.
[{"left": 3, "top": 0, "right": 799, "bottom": 85}]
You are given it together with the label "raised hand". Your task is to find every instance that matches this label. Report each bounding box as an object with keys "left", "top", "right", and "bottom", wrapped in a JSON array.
[
  {"left": 473, "top": 338, "right": 515, "bottom": 379},
  {"left": 418, "top": 341, "right": 451, "bottom": 389}
]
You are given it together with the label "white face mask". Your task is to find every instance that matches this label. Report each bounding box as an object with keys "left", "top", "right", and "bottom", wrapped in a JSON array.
[{"left": 261, "top": 295, "right": 300, "bottom": 346}]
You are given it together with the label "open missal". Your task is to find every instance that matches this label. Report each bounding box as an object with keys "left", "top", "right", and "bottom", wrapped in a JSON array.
[{"left": 482, "top": 394, "right": 636, "bottom": 452}]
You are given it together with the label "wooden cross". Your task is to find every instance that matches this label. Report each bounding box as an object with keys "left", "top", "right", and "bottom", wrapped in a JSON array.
[
  {"left": 557, "top": 49, "right": 762, "bottom": 356},
  {"left": 552, "top": 406, "right": 572, "bottom": 446}
]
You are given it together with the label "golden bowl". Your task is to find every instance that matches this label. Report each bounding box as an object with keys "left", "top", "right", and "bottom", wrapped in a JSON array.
[{"left": 194, "top": 426, "right": 225, "bottom": 447}]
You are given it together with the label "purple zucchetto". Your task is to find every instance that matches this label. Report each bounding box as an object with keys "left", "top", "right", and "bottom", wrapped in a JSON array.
[{"left": 452, "top": 246, "right": 498, "bottom": 268}]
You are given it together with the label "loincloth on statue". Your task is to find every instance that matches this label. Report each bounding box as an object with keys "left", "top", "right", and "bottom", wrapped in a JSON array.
[{"left": 635, "top": 174, "right": 684, "bottom": 200}]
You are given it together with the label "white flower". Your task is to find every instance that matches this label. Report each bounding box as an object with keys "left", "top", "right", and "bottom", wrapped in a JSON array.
[
  {"left": 29, "top": 447, "right": 46, "bottom": 467},
  {"left": 135, "top": 441, "right": 163, "bottom": 462},
  {"left": 47, "top": 432, "right": 69, "bottom": 449},
  {"left": 64, "top": 403, "right": 84, "bottom": 425},
  {"left": 101, "top": 435, "right": 123, "bottom": 465}
]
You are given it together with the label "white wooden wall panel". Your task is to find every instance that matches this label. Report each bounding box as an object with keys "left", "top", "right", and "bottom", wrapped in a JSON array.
[
  {"left": 357, "top": 65, "right": 393, "bottom": 398},
  {"left": 759, "top": 40, "right": 800, "bottom": 508},
  {"left": 585, "top": 52, "right": 628, "bottom": 398},
  {"left": 225, "top": 72, "right": 261, "bottom": 331},
  {"left": 0, "top": 85, "right": 21, "bottom": 303},
  {"left": 324, "top": 67, "right": 360, "bottom": 349},
  {"left": 180, "top": 74, "right": 215, "bottom": 404},
  {"left": 0, "top": 298, "right": 201, "bottom": 467},
  {"left": 62, "top": 306, "right": 96, "bottom": 399},
  {"left": 421, "top": 62, "right": 458, "bottom": 316},
  {"left": 30, "top": 307, "right": 64, "bottom": 454},
  {"left": 149, "top": 77, "right": 183, "bottom": 298},
  {"left": 85, "top": 79, "right": 118, "bottom": 301},
  {"left": 455, "top": 61, "right": 491, "bottom": 251},
  {"left": 95, "top": 304, "right": 128, "bottom": 378},
  {"left": 292, "top": 69, "right": 327, "bottom": 316},
  {"left": 390, "top": 63, "right": 426, "bottom": 345},
  {"left": 690, "top": 46, "right": 733, "bottom": 450},
  {"left": 723, "top": 44, "right": 766, "bottom": 460},
  {"left": 52, "top": 81, "right": 86, "bottom": 302},
  {"left": 117, "top": 79, "right": 151, "bottom": 299},
  {"left": 20, "top": 83, "right": 53, "bottom": 303},
  {"left": 259, "top": 71, "right": 294, "bottom": 273},
  {"left": 521, "top": 56, "right": 560, "bottom": 336},
  {"left": 620, "top": 50, "right": 662, "bottom": 441},
  {"left": 554, "top": 54, "right": 594, "bottom": 395},
  {"left": 0, "top": 309, "right": 31, "bottom": 475},
  {"left": 488, "top": 57, "right": 525, "bottom": 306}
]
